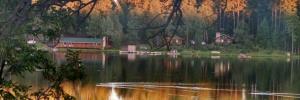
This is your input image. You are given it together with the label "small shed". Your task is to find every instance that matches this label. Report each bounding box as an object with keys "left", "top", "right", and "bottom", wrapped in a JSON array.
[
  {"left": 127, "top": 45, "right": 137, "bottom": 53},
  {"left": 121, "top": 45, "right": 137, "bottom": 53}
]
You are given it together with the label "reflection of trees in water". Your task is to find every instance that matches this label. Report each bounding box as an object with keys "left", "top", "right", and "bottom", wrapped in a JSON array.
[
  {"left": 61, "top": 81, "right": 246, "bottom": 100},
  {"left": 13, "top": 53, "right": 300, "bottom": 99},
  {"left": 53, "top": 53, "right": 300, "bottom": 97},
  {"left": 53, "top": 51, "right": 106, "bottom": 64},
  {"left": 99, "top": 56, "right": 300, "bottom": 97},
  {"left": 3, "top": 50, "right": 86, "bottom": 99},
  {"left": 164, "top": 56, "right": 182, "bottom": 71},
  {"left": 214, "top": 61, "right": 231, "bottom": 77}
]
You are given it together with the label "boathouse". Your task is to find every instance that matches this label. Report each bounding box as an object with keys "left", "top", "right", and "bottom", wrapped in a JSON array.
[{"left": 55, "top": 36, "right": 110, "bottom": 49}]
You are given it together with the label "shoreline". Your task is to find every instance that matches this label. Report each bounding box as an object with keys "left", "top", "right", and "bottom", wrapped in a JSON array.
[
  {"left": 180, "top": 50, "right": 300, "bottom": 58},
  {"left": 50, "top": 48, "right": 300, "bottom": 58}
]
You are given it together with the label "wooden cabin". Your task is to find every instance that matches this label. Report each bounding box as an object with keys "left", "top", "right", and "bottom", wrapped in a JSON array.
[
  {"left": 215, "top": 32, "right": 233, "bottom": 45},
  {"left": 55, "top": 36, "right": 110, "bottom": 49},
  {"left": 165, "top": 35, "right": 185, "bottom": 46}
]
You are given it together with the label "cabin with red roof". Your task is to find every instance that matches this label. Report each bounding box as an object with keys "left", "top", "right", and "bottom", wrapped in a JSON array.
[
  {"left": 55, "top": 36, "right": 111, "bottom": 49},
  {"left": 215, "top": 32, "right": 233, "bottom": 45}
]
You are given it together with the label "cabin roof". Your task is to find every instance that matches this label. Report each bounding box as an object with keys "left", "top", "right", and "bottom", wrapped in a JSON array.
[
  {"left": 216, "top": 34, "right": 233, "bottom": 40},
  {"left": 61, "top": 37, "right": 101, "bottom": 43}
]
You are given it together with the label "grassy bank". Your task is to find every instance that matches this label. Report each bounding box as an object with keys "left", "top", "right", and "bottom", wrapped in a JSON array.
[
  {"left": 180, "top": 49, "right": 300, "bottom": 58},
  {"left": 49, "top": 47, "right": 299, "bottom": 58}
]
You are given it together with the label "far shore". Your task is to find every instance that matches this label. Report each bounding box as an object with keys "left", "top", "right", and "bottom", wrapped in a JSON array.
[{"left": 49, "top": 48, "right": 300, "bottom": 59}]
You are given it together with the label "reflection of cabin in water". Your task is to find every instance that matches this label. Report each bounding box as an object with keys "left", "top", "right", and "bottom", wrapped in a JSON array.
[
  {"left": 55, "top": 35, "right": 110, "bottom": 49},
  {"left": 165, "top": 35, "right": 185, "bottom": 46},
  {"left": 54, "top": 52, "right": 107, "bottom": 67},
  {"left": 215, "top": 32, "right": 233, "bottom": 45},
  {"left": 54, "top": 52, "right": 105, "bottom": 62}
]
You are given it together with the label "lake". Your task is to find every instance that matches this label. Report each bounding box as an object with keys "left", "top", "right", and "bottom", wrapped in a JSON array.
[{"left": 13, "top": 51, "right": 300, "bottom": 100}]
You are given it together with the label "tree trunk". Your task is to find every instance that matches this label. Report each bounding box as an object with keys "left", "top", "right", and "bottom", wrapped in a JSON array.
[
  {"left": 219, "top": 8, "right": 222, "bottom": 30},
  {"left": 292, "top": 31, "right": 294, "bottom": 56},
  {"left": 274, "top": 9, "right": 277, "bottom": 33},
  {"left": 186, "top": 29, "right": 189, "bottom": 47},
  {"left": 0, "top": 60, "right": 5, "bottom": 79},
  {"left": 233, "top": 12, "right": 236, "bottom": 30}
]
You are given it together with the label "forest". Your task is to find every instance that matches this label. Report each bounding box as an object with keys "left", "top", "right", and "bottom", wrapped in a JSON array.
[
  {"left": 1, "top": 0, "right": 300, "bottom": 52},
  {"left": 82, "top": 0, "right": 300, "bottom": 52}
]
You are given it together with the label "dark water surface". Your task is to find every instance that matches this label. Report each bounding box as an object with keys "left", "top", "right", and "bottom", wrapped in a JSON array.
[{"left": 14, "top": 52, "right": 300, "bottom": 100}]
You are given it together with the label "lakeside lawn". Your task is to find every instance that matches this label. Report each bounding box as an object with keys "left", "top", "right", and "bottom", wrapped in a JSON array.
[
  {"left": 180, "top": 49, "right": 300, "bottom": 58},
  {"left": 52, "top": 47, "right": 299, "bottom": 59}
]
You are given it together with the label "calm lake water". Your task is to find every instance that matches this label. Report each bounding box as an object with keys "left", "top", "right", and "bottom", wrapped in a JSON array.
[{"left": 13, "top": 52, "right": 300, "bottom": 100}]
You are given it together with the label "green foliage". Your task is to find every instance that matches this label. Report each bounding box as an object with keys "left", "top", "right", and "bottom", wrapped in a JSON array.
[
  {"left": 0, "top": 2, "right": 85, "bottom": 99},
  {"left": 256, "top": 18, "right": 272, "bottom": 48},
  {"left": 86, "top": 14, "right": 123, "bottom": 47},
  {"left": 25, "top": 6, "right": 75, "bottom": 42},
  {"left": 234, "top": 21, "right": 253, "bottom": 48},
  {"left": 31, "top": 49, "right": 85, "bottom": 99},
  {"left": 184, "top": 19, "right": 205, "bottom": 44},
  {"left": 0, "top": 44, "right": 85, "bottom": 99},
  {"left": 61, "top": 49, "right": 85, "bottom": 81},
  {"left": 0, "top": 38, "right": 52, "bottom": 77}
]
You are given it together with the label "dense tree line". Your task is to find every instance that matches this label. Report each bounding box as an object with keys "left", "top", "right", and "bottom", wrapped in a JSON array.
[
  {"left": 82, "top": 0, "right": 300, "bottom": 52},
  {"left": 2, "top": 0, "right": 298, "bottom": 51}
]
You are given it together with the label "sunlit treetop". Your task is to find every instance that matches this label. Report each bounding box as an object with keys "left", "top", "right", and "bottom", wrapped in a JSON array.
[
  {"left": 280, "top": 0, "right": 298, "bottom": 15},
  {"left": 225, "top": 0, "right": 247, "bottom": 13},
  {"left": 198, "top": 0, "right": 217, "bottom": 23}
]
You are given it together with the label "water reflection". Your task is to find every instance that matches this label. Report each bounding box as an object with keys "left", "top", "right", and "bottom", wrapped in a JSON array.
[
  {"left": 96, "top": 82, "right": 246, "bottom": 100},
  {"left": 61, "top": 82, "right": 246, "bottom": 100},
  {"left": 109, "top": 84, "right": 121, "bottom": 100},
  {"left": 53, "top": 51, "right": 107, "bottom": 64},
  {"left": 250, "top": 92, "right": 300, "bottom": 99},
  {"left": 214, "top": 61, "right": 231, "bottom": 77},
  {"left": 126, "top": 54, "right": 136, "bottom": 61},
  {"left": 102, "top": 52, "right": 106, "bottom": 68},
  {"left": 12, "top": 52, "right": 300, "bottom": 100}
]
